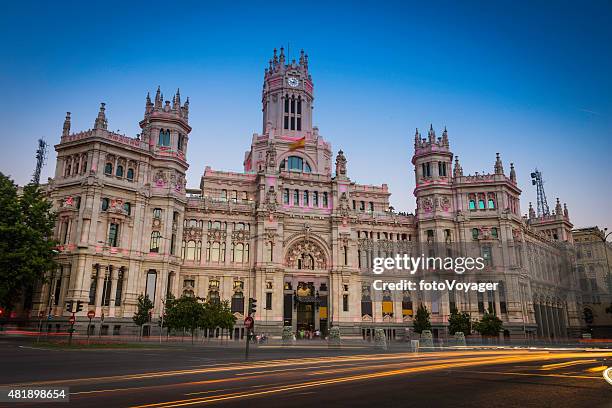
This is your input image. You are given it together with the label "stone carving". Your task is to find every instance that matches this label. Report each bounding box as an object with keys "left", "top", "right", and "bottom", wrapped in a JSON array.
[
  {"left": 422, "top": 197, "right": 433, "bottom": 213},
  {"left": 285, "top": 239, "right": 326, "bottom": 269},
  {"left": 335, "top": 150, "right": 347, "bottom": 177}
]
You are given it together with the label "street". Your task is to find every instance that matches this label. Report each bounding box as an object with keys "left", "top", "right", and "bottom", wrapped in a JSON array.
[{"left": 0, "top": 338, "right": 611, "bottom": 407}]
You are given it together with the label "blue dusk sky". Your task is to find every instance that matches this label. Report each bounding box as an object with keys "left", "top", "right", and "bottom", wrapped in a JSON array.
[{"left": 1, "top": 1, "right": 610, "bottom": 229}]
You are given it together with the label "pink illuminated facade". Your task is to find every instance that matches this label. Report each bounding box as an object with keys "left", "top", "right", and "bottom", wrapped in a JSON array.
[{"left": 32, "top": 48, "right": 595, "bottom": 340}]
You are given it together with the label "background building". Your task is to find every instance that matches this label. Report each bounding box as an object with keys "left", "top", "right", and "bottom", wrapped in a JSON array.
[{"left": 30, "top": 48, "right": 604, "bottom": 339}]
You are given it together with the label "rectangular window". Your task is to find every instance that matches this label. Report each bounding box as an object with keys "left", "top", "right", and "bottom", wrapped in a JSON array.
[
  {"left": 323, "top": 192, "right": 328, "bottom": 207},
  {"left": 89, "top": 267, "right": 98, "bottom": 305},
  {"left": 304, "top": 190, "right": 309, "bottom": 206},
  {"left": 343, "top": 294, "right": 349, "bottom": 312},
  {"left": 153, "top": 208, "right": 162, "bottom": 219},
  {"left": 146, "top": 270, "right": 157, "bottom": 302},
  {"left": 291, "top": 117, "right": 295, "bottom": 130},
  {"left": 297, "top": 118, "right": 301, "bottom": 131},
  {"left": 313, "top": 191, "right": 319, "bottom": 206},
  {"left": 284, "top": 116, "right": 289, "bottom": 129},
  {"left": 266, "top": 292, "right": 272, "bottom": 310},
  {"left": 283, "top": 189, "right": 289, "bottom": 204},
  {"left": 293, "top": 189, "right": 299, "bottom": 205},
  {"left": 477, "top": 290, "right": 485, "bottom": 314},
  {"left": 108, "top": 223, "right": 119, "bottom": 247}
]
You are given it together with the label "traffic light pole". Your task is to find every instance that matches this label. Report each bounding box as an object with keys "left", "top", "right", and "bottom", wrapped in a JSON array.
[{"left": 68, "top": 312, "right": 76, "bottom": 346}]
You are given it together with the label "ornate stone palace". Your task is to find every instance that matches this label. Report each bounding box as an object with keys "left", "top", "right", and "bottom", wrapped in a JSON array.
[{"left": 30, "top": 47, "right": 603, "bottom": 339}]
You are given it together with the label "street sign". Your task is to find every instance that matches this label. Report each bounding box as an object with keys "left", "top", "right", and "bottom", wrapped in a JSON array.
[
  {"left": 244, "top": 316, "right": 254, "bottom": 329},
  {"left": 87, "top": 310, "right": 95, "bottom": 319},
  {"left": 68, "top": 315, "right": 76, "bottom": 325}
]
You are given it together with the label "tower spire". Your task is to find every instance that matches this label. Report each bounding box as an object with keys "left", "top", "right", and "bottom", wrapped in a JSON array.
[
  {"left": 62, "top": 112, "right": 71, "bottom": 137},
  {"left": 94, "top": 103, "right": 107, "bottom": 130},
  {"left": 510, "top": 162, "right": 516, "bottom": 182},
  {"left": 494, "top": 152, "right": 504, "bottom": 174},
  {"left": 454, "top": 155, "right": 463, "bottom": 177},
  {"left": 441, "top": 126, "right": 449, "bottom": 146}
]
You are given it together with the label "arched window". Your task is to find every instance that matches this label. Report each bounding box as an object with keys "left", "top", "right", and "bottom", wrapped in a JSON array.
[
  {"left": 469, "top": 200, "right": 476, "bottom": 210},
  {"left": 158, "top": 129, "right": 170, "bottom": 146},
  {"left": 104, "top": 163, "right": 113, "bottom": 175},
  {"left": 488, "top": 198, "right": 496, "bottom": 209},
  {"left": 288, "top": 156, "right": 303, "bottom": 171},
  {"left": 150, "top": 231, "right": 161, "bottom": 253},
  {"left": 233, "top": 243, "right": 244, "bottom": 263},
  {"left": 101, "top": 198, "right": 109, "bottom": 211},
  {"left": 177, "top": 133, "right": 185, "bottom": 151},
  {"left": 186, "top": 240, "right": 196, "bottom": 260},
  {"left": 116, "top": 165, "right": 124, "bottom": 177},
  {"left": 303, "top": 190, "right": 309, "bottom": 206},
  {"left": 293, "top": 189, "right": 299, "bottom": 205},
  {"left": 304, "top": 162, "right": 311, "bottom": 172},
  {"left": 65, "top": 163, "right": 71, "bottom": 177},
  {"left": 211, "top": 242, "right": 221, "bottom": 262},
  {"left": 478, "top": 199, "right": 486, "bottom": 209},
  {"left": 313, "top": 191, "right": 319, "bottom": 206},
  {"left": 127, "top": 168, "right": 134, "bottom": 181}
]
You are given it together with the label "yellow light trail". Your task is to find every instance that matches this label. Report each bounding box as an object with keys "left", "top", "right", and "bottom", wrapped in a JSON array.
[
  {"left": 540, "top": 359, "right": 598, "bottom": 370},
  {"left": 129, "top": 352, "right": 612, "bottom": 408}
]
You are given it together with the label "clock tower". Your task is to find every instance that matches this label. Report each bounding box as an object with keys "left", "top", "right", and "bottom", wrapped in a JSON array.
[{"left": 262, "top": 47, "right": 314, "bottom": 135}]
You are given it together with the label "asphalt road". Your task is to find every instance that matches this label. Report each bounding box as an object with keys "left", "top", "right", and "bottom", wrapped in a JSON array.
[{"left": 1, "top": 338, "right": 611, "bottom": 408}]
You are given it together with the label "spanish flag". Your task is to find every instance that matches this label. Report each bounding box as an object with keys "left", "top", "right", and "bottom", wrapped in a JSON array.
[{"left": 289, "top": 136, "right": 306, "bottom": 150}]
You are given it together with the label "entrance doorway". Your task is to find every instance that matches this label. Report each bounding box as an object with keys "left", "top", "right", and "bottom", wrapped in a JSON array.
[{"left": 297, "top": 302, "right": 315, "bottom": 332}]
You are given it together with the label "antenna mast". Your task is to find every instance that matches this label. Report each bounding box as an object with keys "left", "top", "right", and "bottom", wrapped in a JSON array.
[
  {"left": 530, "top": 168, "right": 549, "bottom": 217},
  {"left": 32, "top": 138, "right": 48, "bottom": 185}
]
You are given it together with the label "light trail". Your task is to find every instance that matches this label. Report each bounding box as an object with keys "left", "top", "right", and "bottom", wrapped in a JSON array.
[{"left": 128, "top": 352, "right": 612, "bottom": 408}]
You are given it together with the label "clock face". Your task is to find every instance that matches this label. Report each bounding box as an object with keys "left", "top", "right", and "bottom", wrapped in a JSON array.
[{"left": 287, "top": 77, "right": 299, "bottom": 87}]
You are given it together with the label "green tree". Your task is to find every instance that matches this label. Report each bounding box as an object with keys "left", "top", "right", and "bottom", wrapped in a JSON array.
[
  {"left": 166, "top": 295, "right": 205, "bottom": 344},
  {"left": 0, "top": 174, "right": 57, "bottom": 311},
  {"left": 473, "top": 310, "right": 503, "bottom": 338},
  {"left": 133, "top": 294, "right": 154, "bottom": 339},
  {"left": 413, "top": 303, "right": 432, "bottom": 334},
  {"left": 448, "top": 307, "right": 471, "bottom": 335}
]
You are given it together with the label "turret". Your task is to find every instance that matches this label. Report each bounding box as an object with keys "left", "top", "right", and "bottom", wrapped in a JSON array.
[
  {"left": 510, "top": 162, "right": 516, "bottom": 182},
  {"left": 62, "top": 112, "right": 71, "bottom": 137},
  {"left": 494, "top": 152, "right": 504, "bottom": 175},
  {"left": 94, "top": 103, "right": 107, "bottom": 130}
]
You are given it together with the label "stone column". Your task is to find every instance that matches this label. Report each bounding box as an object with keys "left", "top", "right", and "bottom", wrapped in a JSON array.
[
  {"left": 94, "top": 266, "right": 106, "bottom": 315},
  {"left": 108, "top": 266, "right": 118, "bottom": 317},
  {"left": 535, "top": 303, "right": 543, "bottom": 337},
  {"left": 545, "top": 304, "right": 555, "bottom": 340}
]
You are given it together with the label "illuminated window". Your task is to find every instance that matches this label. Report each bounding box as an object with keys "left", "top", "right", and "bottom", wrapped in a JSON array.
[
  {"left": 150, "top": 231, "right": 161, "bottom": 253},
  {"left": 469, "top": 200, "right": 476, "bottom": 210}
]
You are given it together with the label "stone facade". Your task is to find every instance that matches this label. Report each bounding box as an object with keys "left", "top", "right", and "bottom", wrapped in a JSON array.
[{"left": 32, "top": 48, "right": 600, "bottom": 339}]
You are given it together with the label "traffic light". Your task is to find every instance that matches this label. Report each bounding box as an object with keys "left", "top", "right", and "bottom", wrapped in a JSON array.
[
  {"left": 65, "top": 300, "right": 74, "bottom": 313},
  {"left": 248, "top": 298, "right": 257, "bottom": 316},
  {"left": 76, "top": 301, "right": 84, "bottom": 312}
]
